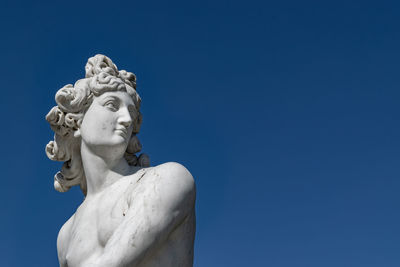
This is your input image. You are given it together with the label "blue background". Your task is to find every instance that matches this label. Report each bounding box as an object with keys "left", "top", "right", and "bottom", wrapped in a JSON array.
[{"left": 1, "top": 0, "right": 400, "bottom": 266}]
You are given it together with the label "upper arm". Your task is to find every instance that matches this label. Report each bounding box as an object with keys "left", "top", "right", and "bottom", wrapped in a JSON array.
[
  {"left": 99, "top": 162, "right": 195, "bottom": 266},
  {"left": 131, "top": 162, "right": 195, "bottom": 241},
  {"left": 155, "top": 162, "right": 196, "bottom": 220}
]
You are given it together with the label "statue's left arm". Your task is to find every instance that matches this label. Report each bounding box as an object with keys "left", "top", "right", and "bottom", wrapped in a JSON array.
[{"left": 92, "top": 162, "right": 195, "bottom": 267}]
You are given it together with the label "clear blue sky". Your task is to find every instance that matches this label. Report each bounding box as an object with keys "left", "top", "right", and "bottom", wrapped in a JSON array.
[{"left": 1, "top": 0, "right": 400, "bottom": 266}]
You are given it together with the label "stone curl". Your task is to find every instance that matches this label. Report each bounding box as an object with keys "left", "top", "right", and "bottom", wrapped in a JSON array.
[{"left": 46, "top": 54, "right": 149, "bottom": 196}]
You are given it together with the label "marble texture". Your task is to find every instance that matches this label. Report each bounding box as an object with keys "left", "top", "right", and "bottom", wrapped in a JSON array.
[{"left": 46, "top": 55, "right": 196, "bottom": 267}]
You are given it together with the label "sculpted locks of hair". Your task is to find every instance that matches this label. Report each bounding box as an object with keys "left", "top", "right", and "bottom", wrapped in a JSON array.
[{"left": 45, "top": 54, "right": 150, "bottom": 195}]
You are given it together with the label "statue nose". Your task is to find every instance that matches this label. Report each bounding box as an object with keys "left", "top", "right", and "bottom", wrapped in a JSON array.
[
  {"left": 119, "top": 119, "right": 131, "bottom": 128},
  {"left": 118, "top": 108, "right": 133, "bottom": 127}
]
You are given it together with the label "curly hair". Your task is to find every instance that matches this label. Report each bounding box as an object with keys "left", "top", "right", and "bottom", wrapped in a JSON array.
[{"left": 45, "top": 54, "right": 149, "bottom": 195}]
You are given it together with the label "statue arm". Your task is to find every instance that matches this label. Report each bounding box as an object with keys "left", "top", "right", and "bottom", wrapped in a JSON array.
[
  {"left": 57, "top": 216, "right": 74, "bottom": 267},
  {"left": 92, "top": 162, "right": 195, "bottom": 267}
]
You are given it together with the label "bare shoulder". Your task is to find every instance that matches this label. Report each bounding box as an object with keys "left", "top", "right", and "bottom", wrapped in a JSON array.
[
  {"left": 137, "top": 162, "right": 196, "bottom": 212},
  {"left": 57, "top": 214, "right": 75, "bottom": 262},
  {"left": 57, "top": 214, "right": 74, "bottom": 247},
  {"left": 153, "top": 162, "right": 194, "bottom": 185},
  {"left": 154, "top": 162, "right": 195, "bottom": 195}
]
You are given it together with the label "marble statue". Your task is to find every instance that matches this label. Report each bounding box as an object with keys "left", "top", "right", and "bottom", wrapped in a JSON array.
[{"left": 45, "top": 55, "right": 196, "bottom": 267}]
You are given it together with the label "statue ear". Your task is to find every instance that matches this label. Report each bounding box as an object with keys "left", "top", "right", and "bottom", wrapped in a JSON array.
[{"left": 74, "top": 128, "right": 81, "bottom": 138}]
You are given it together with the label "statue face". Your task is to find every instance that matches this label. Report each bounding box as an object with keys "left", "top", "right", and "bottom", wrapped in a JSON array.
[{"left": 79, "top": 91, "right": 136, "bottom": 158}]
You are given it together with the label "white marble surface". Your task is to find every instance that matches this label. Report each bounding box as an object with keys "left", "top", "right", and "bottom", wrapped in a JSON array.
[{"left": 46, "top": 55, "right": 196, "bottom": 267}]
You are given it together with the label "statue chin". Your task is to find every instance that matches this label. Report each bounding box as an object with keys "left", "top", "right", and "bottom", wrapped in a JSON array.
[
  {"left": 46, "top": 54, "right": 196, "bottom": 267},
  {"left": 80, "top": 139, "right": 129, "bottom": 163}
]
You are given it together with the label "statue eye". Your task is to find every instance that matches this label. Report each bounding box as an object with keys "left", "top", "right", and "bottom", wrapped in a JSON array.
[{"left": 104, "top": 100, "right": 118, "bottom": 110}]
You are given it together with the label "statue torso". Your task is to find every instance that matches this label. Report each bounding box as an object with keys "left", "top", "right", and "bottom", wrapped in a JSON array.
[{"left": 58, "top": 165, "right": 195, "bottom": 267}]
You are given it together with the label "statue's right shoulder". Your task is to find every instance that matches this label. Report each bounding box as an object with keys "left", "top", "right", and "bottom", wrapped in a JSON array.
[{"left": 57, "top": 214, "right": 75, "bottom": 264}]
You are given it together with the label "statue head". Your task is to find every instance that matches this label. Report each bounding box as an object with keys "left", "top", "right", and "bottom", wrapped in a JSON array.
[{"left": 45, "top": 54, "right": 149, "bottom": 195}]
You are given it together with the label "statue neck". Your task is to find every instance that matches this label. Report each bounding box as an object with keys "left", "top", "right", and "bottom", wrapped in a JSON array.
[{"left": 80, "top": 142, "right": 131, "bottom": 197}]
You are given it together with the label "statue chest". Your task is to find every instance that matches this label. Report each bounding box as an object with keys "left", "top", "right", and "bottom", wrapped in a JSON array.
[{"left": 66, "top": 193, "right": 130, "bottom": 265}]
